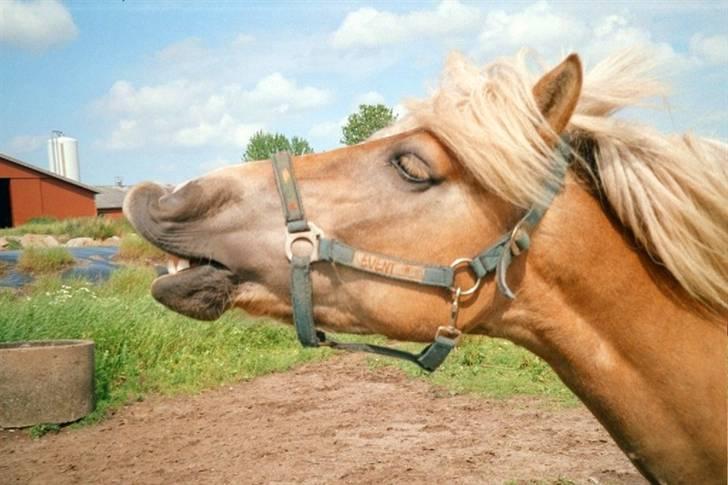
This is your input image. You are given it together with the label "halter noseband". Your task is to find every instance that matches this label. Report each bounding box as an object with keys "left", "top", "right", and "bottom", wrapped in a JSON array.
[{"left": 271, "top": 139, "right": 570, "bottom": 372}]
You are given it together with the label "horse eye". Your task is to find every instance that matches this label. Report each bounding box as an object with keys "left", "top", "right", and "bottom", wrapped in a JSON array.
[{"left": 390, "top": 153, "right": 432, "bottom": 184}]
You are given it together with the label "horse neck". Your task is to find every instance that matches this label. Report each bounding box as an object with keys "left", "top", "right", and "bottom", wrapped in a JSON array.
[{"left": 487, "top": 177, "right": 727, "bottom": 483}]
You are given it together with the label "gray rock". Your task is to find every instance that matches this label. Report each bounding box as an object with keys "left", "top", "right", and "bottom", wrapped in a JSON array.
[
  {"left": 20, "top": 234, "right": 60, "bottom": 248},
  {"left": 65, "top": 237, "right": 96, "bottom": 248},
  {"left": 101, "top": 236, "right": 122, "bottom": 247}
]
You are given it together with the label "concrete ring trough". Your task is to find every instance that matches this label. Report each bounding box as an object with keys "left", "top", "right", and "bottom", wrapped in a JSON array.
[{"left": 0, "top": 340, "right": 95, "bottom": 428}]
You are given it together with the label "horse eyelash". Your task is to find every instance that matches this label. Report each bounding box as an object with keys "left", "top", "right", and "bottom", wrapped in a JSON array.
[{"left": 390, "top": 154, "right": 432, "bottom": 184}]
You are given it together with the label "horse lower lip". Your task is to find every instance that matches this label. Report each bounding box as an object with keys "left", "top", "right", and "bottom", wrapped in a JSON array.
[{"left": 151, "top": 263, "right": 236, "bottom": 321}]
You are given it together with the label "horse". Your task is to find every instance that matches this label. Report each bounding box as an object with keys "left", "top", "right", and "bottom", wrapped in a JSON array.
[{"left": 123, "top": 49, "right": 727, "bottom": 484}]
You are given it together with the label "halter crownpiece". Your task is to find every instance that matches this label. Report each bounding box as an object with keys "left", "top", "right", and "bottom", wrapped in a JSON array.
[{"left": 271, "top": 138, "right": 571, "bottom": 371}]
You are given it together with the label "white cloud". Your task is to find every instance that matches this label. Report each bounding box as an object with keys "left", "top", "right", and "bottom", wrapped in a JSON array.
[
  {"left": 478, "top": 1, "right": 586, "bottom": 53},
  {"left": 94, "top": 74, "right": 331, "bottom": 150},
  {"left": 7, "top": 133, "right": 47, "bottom": 153},
  {"left": 86, "top": 2, "right": 723, "bottom": 164},
  {"left": 309, "top": 119, "right": 345, "bottom": 139},
  {"left": 231, "top": 33, "right": 255, "bottom": 48},
  {"left": 475, "top": 2, "right": 685, "bottom": 69},
  {"left": 199, "top": 157, "right": 237, "bottom": 172},
  {"left": 354, "top": 91, "right": 386, "bottom": 106},
  {"left": 584, "top": 14, "right": 680, "bottom": 66},
  {"left": 155, "top": 37, "right": 208, "bottom": 64},
  {"left": 331, "top": 0, "right": 482, "bottom": 49},
  {"left": 106, "top": 119, "right": 140, "bottom": 150},
  {"left": 173, "top": 116, "right": 262, "bottom": 148},
  {"left": 690, "top": 33, "right": 728, "bottom": 65},
  {"left": 244, "top": 73, "right": 331, "bottom": 110},
  {"left": 392, "top": 103, "right": 408, "bottom": 119},
  {"left": 98, "top": 79, "right": 207, "bottom": 116},
  {"left": 0, "top": 0, "right": 77, "bottom": 51}
]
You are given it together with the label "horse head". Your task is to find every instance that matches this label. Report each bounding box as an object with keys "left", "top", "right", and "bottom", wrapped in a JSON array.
[
  {"left": 124, "top": 54, "right": 581, "bottom": 339},
  {"left": 124, "top": 50, "right": 726, "bottom": 484}
]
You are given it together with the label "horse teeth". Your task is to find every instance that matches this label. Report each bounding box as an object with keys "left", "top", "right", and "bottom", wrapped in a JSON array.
[
  {"left": 177, "top": 259, "right": 190, "bottom": 272},
  {"left": 167, "top": 259, "right": 177, "bottom": 275}
]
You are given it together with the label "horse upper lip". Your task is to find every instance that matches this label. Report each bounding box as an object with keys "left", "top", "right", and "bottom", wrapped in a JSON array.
[{"left": 125, "top": 183, "right": 230, "bottom": 271}]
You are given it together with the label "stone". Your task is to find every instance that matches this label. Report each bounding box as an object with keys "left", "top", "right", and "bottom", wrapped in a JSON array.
[
  {"left": 0, "top": 237, "right": 7, "bottom": 249},
  {"left": 20, "top": 234, "right": 60, "bottom": 248},
  {"left": 65, "top": 237, "right": 97, "bottom": 248},
  {"left": 101, "top": 236, "right": 122, "bottom": 247}
]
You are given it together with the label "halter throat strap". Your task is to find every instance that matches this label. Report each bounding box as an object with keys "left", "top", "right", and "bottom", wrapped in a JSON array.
[{"left": 271, "top": 139, "right": 570, "bottom": 372}]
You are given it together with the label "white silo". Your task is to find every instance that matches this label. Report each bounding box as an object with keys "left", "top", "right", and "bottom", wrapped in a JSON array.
[{"left": 47, "top": 131, "right": 80, "bottom": 181}]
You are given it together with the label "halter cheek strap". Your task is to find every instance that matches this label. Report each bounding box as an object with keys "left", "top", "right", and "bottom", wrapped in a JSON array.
[{"left": 271, "top": 139, "right": 570, "bottom": 372}]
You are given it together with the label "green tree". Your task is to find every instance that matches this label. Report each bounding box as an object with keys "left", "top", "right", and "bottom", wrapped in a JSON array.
[
  {"left": 341, "top": 104, "right": 397, "bottom": 145},
  {"left": 243, "top": 131, "right": 314, "bottom": 161}
]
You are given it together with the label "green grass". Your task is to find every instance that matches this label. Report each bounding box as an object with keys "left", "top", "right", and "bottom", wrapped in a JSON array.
[
  {"left": 29, "top": 423, "right": 61, "bottom": 439},
  {"left": 0, "top": 216, "right": 132, "bottom": 240},
  {"left": 3, "top": 238, "right": 22, "bottom": 250},
  {"left": 0, "top": 267, "right": 325, "bottom": 426},
  {"left": 17, "top": 247, "right": 75, "bottom": 273},
  {"left": 0, "top": 262, "right": 574, "bottom": 435},
  {"left": 117, "top": 233, "right": 166, "bottom": 263},
  {"left": 365, "top": 335, "right": 576, "bottom": 405}
]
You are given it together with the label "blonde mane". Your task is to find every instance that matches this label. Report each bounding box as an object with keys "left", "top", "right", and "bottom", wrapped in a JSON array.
[{"left": 388, "top": 48, "right": 728, "bottom": 311}]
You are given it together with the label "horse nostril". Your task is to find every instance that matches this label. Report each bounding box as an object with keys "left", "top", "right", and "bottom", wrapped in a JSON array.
[
  {"left": 124, "top": 182, "right": 169, "bottom": 220},
  {"left": 156, "top": 182, "right": 208, "bottom": 221},
  {"left": 159, "top": 190, "right": 187, "bottom": 214}
]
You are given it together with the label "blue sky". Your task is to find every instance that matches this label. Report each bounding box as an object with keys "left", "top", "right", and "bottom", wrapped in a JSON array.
[{"left": 1, "top": 0, "right": 726, "bottom": 186}]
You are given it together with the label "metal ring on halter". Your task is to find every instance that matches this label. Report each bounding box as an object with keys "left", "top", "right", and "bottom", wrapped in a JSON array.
[
  {"left": 449, "top": 257, "right": 482, "bottom": 296},
  {"left": 285, "top": 223, "right": 324, "bottom": 262}
]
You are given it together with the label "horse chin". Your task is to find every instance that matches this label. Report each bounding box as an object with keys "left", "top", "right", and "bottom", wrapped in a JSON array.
[{"left": 151, "top": 263, "right": 237, "bottom": 321}]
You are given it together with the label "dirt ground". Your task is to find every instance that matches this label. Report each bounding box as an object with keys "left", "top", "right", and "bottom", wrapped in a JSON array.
[{"left": 1, "top": 354, "right": 645, "bottom": 484}]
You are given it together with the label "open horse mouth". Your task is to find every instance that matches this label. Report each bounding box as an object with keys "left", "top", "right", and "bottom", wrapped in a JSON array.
[{"left": 123, "top": 182, "right": 239, "bottom": 321}]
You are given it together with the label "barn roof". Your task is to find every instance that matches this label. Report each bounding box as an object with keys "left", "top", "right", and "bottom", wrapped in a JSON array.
[
  {"left": 0, "top": 152, "right": 99, "bottom": 194},
  {"left": 95, "top": 185, "right": 128, "bottom": 210}
]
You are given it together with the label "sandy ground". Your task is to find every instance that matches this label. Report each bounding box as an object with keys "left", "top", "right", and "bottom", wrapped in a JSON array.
[{"left": 1, "top": 354, "right": 645, "bottom": 484}]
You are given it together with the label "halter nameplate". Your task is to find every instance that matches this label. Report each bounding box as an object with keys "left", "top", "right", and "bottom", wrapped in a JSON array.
[
  {"left": 270, "top": 139, "right": 571, "bottom": 372},
  {"left": 318, "top": 239, "right": 454, "bottom": 288}
]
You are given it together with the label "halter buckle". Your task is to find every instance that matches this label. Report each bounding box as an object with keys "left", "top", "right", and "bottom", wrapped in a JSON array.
[
  {"left": 508, "top": 220, "right": 529, "bottom": 256},
  {"left": 285, "top": 223, "right": 324, "bottom": 262}
]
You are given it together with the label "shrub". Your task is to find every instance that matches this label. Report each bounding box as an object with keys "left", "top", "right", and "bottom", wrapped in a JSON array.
[
  {"left": 341, "top": 104, "right": 397, "bottom": 145},
  {"left": 243, "top": 131, "right": 314, "bottom": 161},
  {"left": 26, "top": 216, "right": 58, "bottom": 224},
  {"left": 0, "top": 217, "right": 132, "bottom": 240},
  {"left": 5, "top": 239, "right": 23, "bottom": 250},
  {"left": 18, "top": 247, "right": 75, "bottom": 273},
  {"left": 117, "top": 234, "right": 166, "bottom": 263}
]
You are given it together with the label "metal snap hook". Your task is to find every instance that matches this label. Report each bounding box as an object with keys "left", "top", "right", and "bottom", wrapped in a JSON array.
[{"left": 449, "top": 287, "right": 462, "bottom": 327}]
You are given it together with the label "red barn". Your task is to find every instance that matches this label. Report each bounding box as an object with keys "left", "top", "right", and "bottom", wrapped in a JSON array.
[{"left": 0, "top": 152, "right": 98, "bottom": 228}]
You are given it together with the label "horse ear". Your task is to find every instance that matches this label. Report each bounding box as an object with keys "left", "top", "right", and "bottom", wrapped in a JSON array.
[{"left": 532, "top": 53, "right": 582, "bottom": 138}]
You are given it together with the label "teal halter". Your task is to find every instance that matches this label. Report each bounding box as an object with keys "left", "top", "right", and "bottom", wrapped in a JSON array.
[{"left": 271, "top": 139, "right": 571, "bottom": 372}]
